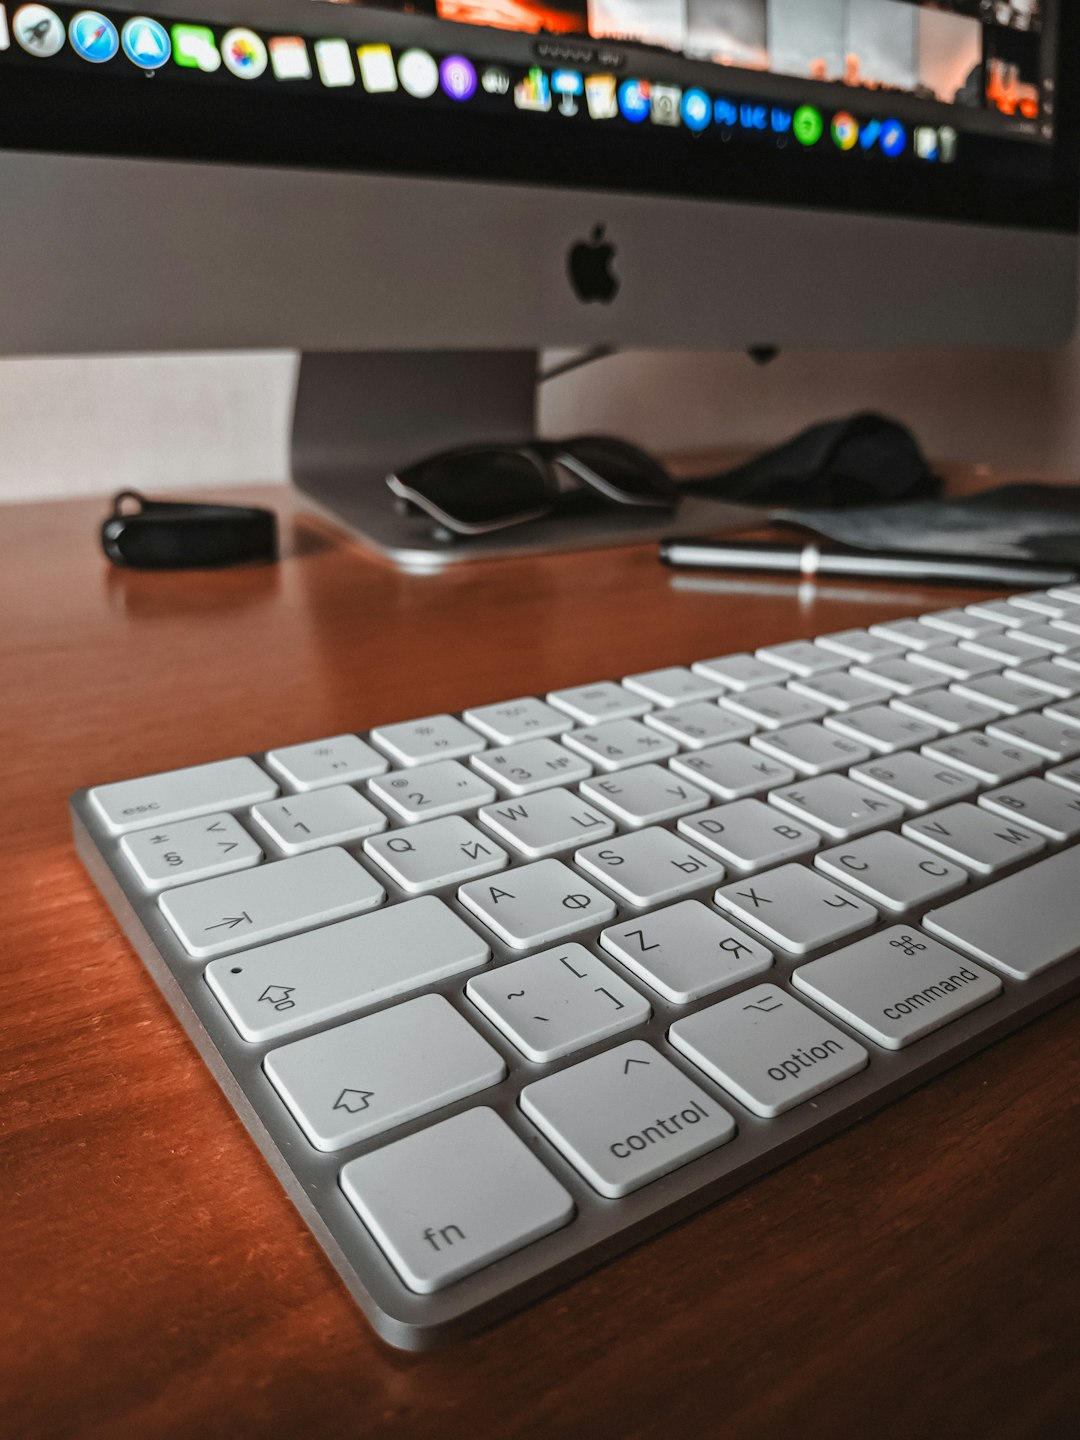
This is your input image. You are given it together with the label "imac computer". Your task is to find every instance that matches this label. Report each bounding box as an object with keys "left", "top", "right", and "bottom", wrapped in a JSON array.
[{"left": 0, "top": 0, "right": 1075, "bottom": 561}]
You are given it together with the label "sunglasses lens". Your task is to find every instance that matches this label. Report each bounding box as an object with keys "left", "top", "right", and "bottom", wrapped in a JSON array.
[
  {"left": 559, "top": 435, "right": 680, "bottom": 507},
  {"left": 393, "top": 449, "right": 553, "bottom": 531}
]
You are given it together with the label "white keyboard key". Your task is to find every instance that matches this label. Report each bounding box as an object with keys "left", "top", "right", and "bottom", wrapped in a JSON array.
[
  {"left": 720, "top": 685, "right": 827, "bottom": 730},
  {"left": 1048, "top": 613, "right": 1080, "bottom": 638},
  {"left": 949, "top": 674, "right": 1046, "bottom": 713},
  {"left": 923, "top": 847, "right": 1080, "bottom": 979},
  {"left": 824, "top": 705, "right": 941, "bottom": 754},
  {"left": 814, "top": 831, "right": 967, "bottom": 911},
  {"left": 368, "top": 760, "right": 496, "bottom": 823},
  {"left": 902, "top": 803, "right": 1044, "bottom": 875},
  {"left": 546, "top": 681, "right": 651, "bottom": 724},
  {"left": 869, "top": 618, "right": 950, "bottom": 651},
  {"left": 787, "top": 670, "right": 892, "bottom": 712},
  {"left": 519, "top": 1041, "right": 736, "bottom": 1198},
  {"left": 364, "top": 816, "right": 508, "bottom": 894},
  {"left": 691, "top": 652, "right": 781, "bottom": 691},
  {"left": 792, "top": 928, "right": 1000, "bottom": 1049},
  {"left": 1046, "top": 761, "right": 1080, "bottom": 794},
  {"left": 600, "top": 899, "right": 773, "bottom": 1003},
  {"left": 907, "top": 646, "right": 1001, "bottom": 681},
  {"left": 816, "top": 628, "right": 905, "bottom": 662},
  {"left": 251, "top": 786, "right": 387, "bottom": 854},
  {"left": 768, "top": 775, "right": 905, "bottom": 840},
  {"left": 1047, "top": 584, "right": 1080, "bottom": 606},
  {"left": 159, "top": 847, "right": 384, "bottom": 958},
  {"left": 920, "top": 609, "right": 1004, "bottom": 640},
  {"left": 575, "top": 828, "right": 724, "bottom": 906},
  {"left": 466, "top": 944, "right": 649, "bottom": 1062},
  {"left": 1005, "top": 661, "right": 1080, "bottom": 699},
  {"left": 669, "top": 984, "right": 868, "bottom": 1117},
  {"left": 370, "top": 714, "right": 486, "bottom": 767},
  {"left": 340, "top": 1108, "right": 574, "bottom": 1294},
  {"left": 471, "top": 738, "right": 592, "bottom": 795},
  {"left": 561, "top": 719, "right": 677, "bottom": 772},
  {"left": 264, "top": 735, "right": 388, "bottom": 790},
  {"left": 205, "top": 896, "right": 490, "bottom": 1042},
  {"left": 960, "top": 633, "right": 1049, "bottom": 665},
  {"left": 755, "top": 640, "right": 846, "bottom": 677},
  {"left": 978, "top": 778, "right": 1080, "bottom": 841},
  {"left": 921, "top": 731, "right": 1040, "bottom": 785},
  {"left": 462, "top": 697, "right": 572, "bottom": 744},
  {"left": 848, "top": 752, "right": 977, "bottom": 812},
  {"left": 1043, "top": 696, "right": 1080, "bottom": 728},
  {"left": 120, "top": 813, "right": 262, "bottom": 890},
  {"left": 264, "top": 993, "right": 505, "bottom": 1151},
  {"left": 623, "top": 666, "right": 723, "bottom": 707},
  {"left": 580, "top": 764, "right": 709, "bottom": 827},
  {"left": 1006, "top": 622, "right": 1077, "bottom": 656},
  {"left": 750, "top": 723, "right": 870, "bottom": 776},
  {"left": 678, "top": 799, "right": 820, "bottom": 872},
  {"left": 890, "top": 688, "right": 1002, "bottom": 733},
  {"left": 477, "top": 787, "right": 615, "bottom": 858},
  {"left": 966, "top": 599, "right": 1043, "bottom": 629},
  {"left": 1008, "top": 592, "right": 1074, "bottom": 619},
  {"left": 458, "top": 859, "right": 617, "bottom": 950},
  {"left": 713, "top": 862, "right": 877, "bottom": 954},
  {"left": 670, "top": 742, "right": 794, "bottom": 800},
  {"left": 89, "top": 756, "right": 278, "bottom": 835},
  {"left": 643, "top": 701, "right": 755, "bottom": 748},
  {"left": 550, "top": 682, "right": 650, "bottom": 725},
  {"left": 849, "top": 658, "right": 938, "bottom": 696},
  {"left": 985, "top": 714, "right": 1080, "bottom": 763}
]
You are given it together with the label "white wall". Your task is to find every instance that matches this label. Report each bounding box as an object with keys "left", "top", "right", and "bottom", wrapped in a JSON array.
[{"left": 2, "top": 335, "right": 1080, "bottom": 504}]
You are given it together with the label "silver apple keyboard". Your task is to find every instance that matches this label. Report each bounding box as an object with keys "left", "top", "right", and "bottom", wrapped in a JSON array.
[{"left": 71, "top": 587, "right": 1080, "bottom": 1349}]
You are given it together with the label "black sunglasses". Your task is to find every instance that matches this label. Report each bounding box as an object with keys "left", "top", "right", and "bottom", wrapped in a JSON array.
[{"left": 386, "top": 435, "right": 679, "bottom": 536}]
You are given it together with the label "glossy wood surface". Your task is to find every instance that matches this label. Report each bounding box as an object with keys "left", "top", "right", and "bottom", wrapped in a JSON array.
[{"left": 3, "top": 487, "right": 1078, "bottom": 1440}]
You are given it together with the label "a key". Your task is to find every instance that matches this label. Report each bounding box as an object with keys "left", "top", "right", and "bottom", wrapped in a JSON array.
[
  {"left": 750, "top": 723, "right": 870, "bottom": 776},
  {"left": 1043, "top": 697, "right": 1080, "bottom": 728},
  {"left": 949, "top": 674, "right": 1046, "bottom": 714},
  {"left": 364, "top": 816, "right": 508, "bottom": 894},
  {"left": 890, "top": 688, "right": 1002, "bottom": 733},
  {"left": 519, "top": 1041, "right": 736, "bottom": 1198},
  {"left": 205, "top": 895, "right": 490, "bottom": 1043},
  {"left": 1005, "top": 622, "right": 1078, "bottom": 656},
  {"left": 264, "top": 735, "right": 388, "bottom": 790},
  {"left": 901, "top": 803, "right": 1044, "bottom": 876},
  {"left": 470, "top": 738, "right": 593, "bottom": 795},
  {"left": 849, "top": 658, "right": 938, "bottom": 696},
  {"left": 466, "top": 944, "right": 650, "bottom": 1062},
  {"left": 1048, "top": 613, "right": 1080, "bottom": 638},
  {"left": 668, "top": 984, "right": 868, "bottom": 1117},
  {"left": 985, "top": 714, "right": 1080, "bottom": 763},
  {"left": 965, "top": 599, "right": 1044, "bottom": 629},
  {"left": 755, "top": 640, "right": 846, "bottom": 678},
  {"left": 1005, "top": 661, "right": 1080, "bottom": 700},
  {"left": 848, "top": 752, "right": 977, "bottom": 812},
  {"left": 824, "top": 706, "right": 940, "bottom": 754},
  {"left": 561, "top": 719, "right": 677, "bottom": 772},
  {"left": 119, "top": 813, "right": 262, "bottom": 890},
  {"left": 907, "top": 646, "right": 1001, "bottom": 681},
  {"left": 461, "top": 697, "right": 572, "bottom": 744},
  {"left": 816, "top": 629, "right": 906, "bottom": 662},
  {"left": 623, "top": 666, "right": 723, "bottom": 707},
  {"left": 546, "top": 681, "right": 651, "bottom": 725},
  {"left": 677, "top": 798, "right": 820, "bottom": 873},
  {"left": 369, "top": 714, "right": 486, "bottom": 767},
  {"left": 250, "top": 786, "right": 387, "bottom": 854},
  {"left": 88, "top": 756, "right": 278, "bottom": 835},
  {"left": 669, "top": 743, "right": 795, "bottom": 801},
  {"left": 600, "top": 899, "right": 773, "bottom": 1004},
  {"left": 575, "top": 828, "right": 724, "bottom": 906},
  {"left": 1047, "top": 584, "right": 1080, "bottom": 607},
  {"left": 159, "top": 847, "right": 384, "bottom": 958},
  {"left": 814, "top": 831, "right": 967, "bottom": 911},
  {"left": 690, "top": 652, "right": 781, "bottom": 691},
  {"left": 978, "top": 778, "right": 1080, "bottom": 842},
  {"left": 921, "top": 731, "right": 1040, "bottom": 785},
  {"left": 643, "top": 701, "right": 755, "bottom": 748},
  {"left": 768, "top": 775, "right": 905, "bottom": 840},
  {"left": 792, "top": 928, "right": 1000, "bottom": 1050},
  {"left": 339, "top": 1108, "right": 574, "bottom": 1294},
  {"left": 786, "top": 670, "right": 892, "bottom": 712},
  {"left": 368, "top": 761, "right": 496, "bottom": 823},
  {"left": 713, "top": 862, "right": 878, "bottom": 954},
  {"left": 869, "top": 618, "right": 951, "bottom": 651},
  {"left": 458, "top": 859, "right": 617, "bottom": 950},
  {"left": 959, "top": 633, "right": 1050, "bottom": 665},
  {"left": 1046, "top": 761, "right": 1080, "bottom": 795},
  {"left": 719, "top": 685, "right": 828, "bottom": 730},
  {"left": 477, "top": 787, "right": 615, "bottom": 858},
  {"left": 263, "top": 993, "right": 506, "bottom": 1150},
  {"left": 923, "top": 847, "right": 1080, "bottom": 979},
  {"left": 919, "top": 609, "right": 1005, "bottom": 640},
  {"left": 579, "top": 764, "right": 710, "bottom": 827},
  {"left": 1007, "top": 592, "right": 1075, "bottom": 620}
]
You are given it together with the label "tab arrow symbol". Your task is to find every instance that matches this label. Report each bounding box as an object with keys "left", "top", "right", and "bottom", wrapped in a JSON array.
[
  {"left": 623, "top": 1057, "right": 650, "bottom": 1073},
  {"left": 333, "top": 1088, "right": 374, "bottom": 1114},
  {"left": 205, "top": 911, "right": 251, "bottom": 931}
]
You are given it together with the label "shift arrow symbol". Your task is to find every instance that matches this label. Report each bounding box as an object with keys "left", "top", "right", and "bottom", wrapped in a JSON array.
[
  {"left": 205, "top": 911, "right": 251, "bottom": 931},
  {"left": 334, "top": 1088, "right": 375, "bottom": 1114}
]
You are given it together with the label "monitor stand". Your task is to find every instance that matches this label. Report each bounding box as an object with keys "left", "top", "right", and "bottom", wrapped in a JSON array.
[{"left": 290, "top": 351, "right": 748, "bottom": 569}]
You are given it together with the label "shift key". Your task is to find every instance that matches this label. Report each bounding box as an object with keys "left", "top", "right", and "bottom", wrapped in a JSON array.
[{"left": 159, "top": 847, "right": 384, "bottom": 957}]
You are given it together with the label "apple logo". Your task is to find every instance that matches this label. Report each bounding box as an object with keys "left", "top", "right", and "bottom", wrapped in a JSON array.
[{"left": 567, "top": 224, "right": 620, "bottom": 304}]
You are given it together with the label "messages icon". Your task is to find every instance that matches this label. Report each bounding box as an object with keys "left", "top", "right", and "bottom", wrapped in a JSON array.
[{"left": 172, "top": 24, "right": 220, "bottom": 72}]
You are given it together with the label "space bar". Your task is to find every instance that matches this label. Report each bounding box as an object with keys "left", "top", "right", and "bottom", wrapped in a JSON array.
[{"left": 922, "top": 846, "right": 1080, "bottom": 980}]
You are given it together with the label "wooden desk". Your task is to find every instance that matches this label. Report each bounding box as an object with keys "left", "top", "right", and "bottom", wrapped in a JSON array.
[{"left": 4, "top": 488, "right": 1078, "bottom": 1440}]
